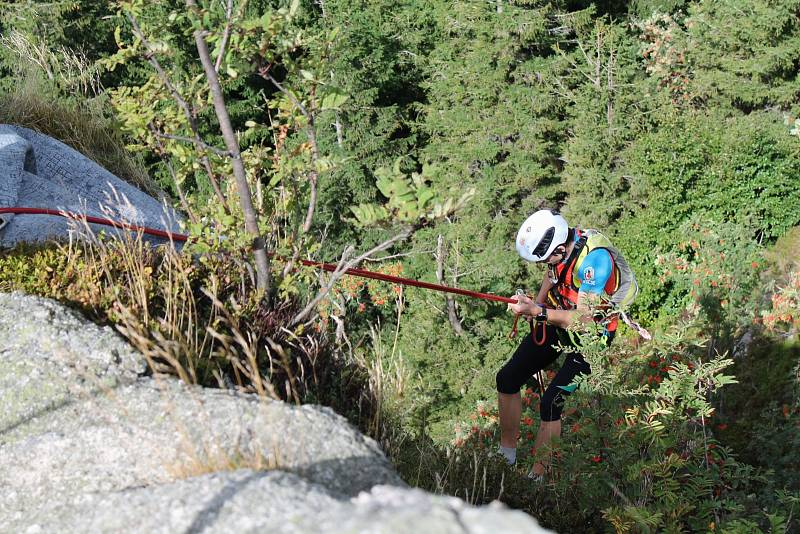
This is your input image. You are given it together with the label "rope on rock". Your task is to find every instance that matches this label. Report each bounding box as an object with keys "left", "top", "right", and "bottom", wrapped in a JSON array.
[
  {"left": 3, "top": 207, "right": 653, "bottom": 339},
  {"left": 0, "top": 206, "right": 518, "bottom": 304}
]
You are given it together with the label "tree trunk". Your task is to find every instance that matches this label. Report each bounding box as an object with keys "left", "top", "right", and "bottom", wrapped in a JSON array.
[
  {"left": 436, "top": 235, "right": 464, "bottom": 335},
  {"left": 187, "top": 0, "right": 271, "bottom": 294}
]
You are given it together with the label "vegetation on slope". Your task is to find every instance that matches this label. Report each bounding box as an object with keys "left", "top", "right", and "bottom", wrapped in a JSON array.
[{"left": 2, "top": 0, "right": 800, "bottom": 531}]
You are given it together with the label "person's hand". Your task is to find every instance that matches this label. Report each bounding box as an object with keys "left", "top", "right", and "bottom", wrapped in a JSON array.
[{"left": 508, "top": 292, "right": 538, "bottom": 316}]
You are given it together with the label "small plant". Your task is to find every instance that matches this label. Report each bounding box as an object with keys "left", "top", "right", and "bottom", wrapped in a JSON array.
[{"left": 760, "top": 270, "right": 800, "bottom": 338}]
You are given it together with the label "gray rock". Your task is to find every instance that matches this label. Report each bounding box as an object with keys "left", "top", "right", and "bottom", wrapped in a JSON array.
[
  {"left": 0, "top": 291, "right": 145, "bottom": 441},
  {"left": 10, "top": 471, "right": 540, "bottom": 534},
  {"left": 0, "top": 125, "right": 182, "bottom": 247},
  {"left": 0, "top": 292, "right": 549, "bottom": 533}
]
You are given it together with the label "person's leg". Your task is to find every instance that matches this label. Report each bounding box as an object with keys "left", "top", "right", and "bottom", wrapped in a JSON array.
[
  {"left": 498, "top": 391, "right": 522, "bottom": 448},
  {"left": 529, "top": 420, "right": 561, "bottom": 476},
  {"left": 497, "top": 391, "right": 521, "bottom": 464},
  {"left": 531, "top": 351, "right": 591, "bottom": 475},
  {"left": 496, "top": 325, "right": 560, "bottom": 464}
]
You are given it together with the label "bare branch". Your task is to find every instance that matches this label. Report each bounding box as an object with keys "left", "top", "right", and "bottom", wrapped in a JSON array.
[
  {"left": 290, "top": 228, "right": 413, "bottom": 326},
  {"left": 147, "top": 123, "right": 198, "bottom": 224},
  {"left": 334, "top": 112, "right": 343, "bottom": 147},
  {"left": 260, "top": 68, "right": 321, "bottom": 280},
  {"left": 187, "top": 0, "right": 271, "bottom": 293},
  {"left": 127, "top": 12, "right": 231, "bottom": 214},
  {"left": 155, "top": 132, "right": 232, "bottom": 157},
  {"left": 214, "top": 0, "right": 235, "bottom": 73},
  {"left": 436, "top": 235, "right": 464, "bottom": 335},
  {"left": 259, "top": 69, "right": 319, "bottom": 234},
  {"left": 261, "top": 69, "right": 312, "bottom": 120},
  {"left": 363, "top": 249, "right": 436, "bottom": 262}
]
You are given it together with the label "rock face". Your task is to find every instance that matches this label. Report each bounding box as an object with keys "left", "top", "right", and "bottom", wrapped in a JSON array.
[
  {"left": 0, "top": 125, "right": 181, "bottom": 247},
  {"left": 0, "top": 292, "right": 549, "bottom": 533}
]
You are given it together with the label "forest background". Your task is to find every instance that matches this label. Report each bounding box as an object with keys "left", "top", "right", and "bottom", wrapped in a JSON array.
[{"left": 1, "top": 0, "right": 800, "bottom": 531}]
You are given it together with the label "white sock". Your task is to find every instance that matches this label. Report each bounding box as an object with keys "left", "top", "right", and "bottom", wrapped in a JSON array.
[{"left": 499, "top": 446, "right": 516, "bottom": 465}]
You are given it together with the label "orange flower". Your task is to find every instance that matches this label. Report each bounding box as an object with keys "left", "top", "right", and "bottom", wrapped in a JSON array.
[{"left": 522, "top": 416, "right": 534, "bottom": 426}]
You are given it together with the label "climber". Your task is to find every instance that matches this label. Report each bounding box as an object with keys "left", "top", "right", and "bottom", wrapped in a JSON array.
[{"left": 496, "top": 209, "right": 638, "bottom": 479}]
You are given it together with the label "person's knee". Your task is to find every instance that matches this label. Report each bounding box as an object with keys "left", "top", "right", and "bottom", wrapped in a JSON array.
[
  {"left": 496, "top": 366, "right": 521, "bottom": 395},
  {"left": 540, "top": 389, "right": 565, "bottom": 422}
]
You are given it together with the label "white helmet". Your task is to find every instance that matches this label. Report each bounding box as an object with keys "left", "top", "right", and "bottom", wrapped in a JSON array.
[{"left": 515, "top": 210, "right": 569, "bottom": 262}]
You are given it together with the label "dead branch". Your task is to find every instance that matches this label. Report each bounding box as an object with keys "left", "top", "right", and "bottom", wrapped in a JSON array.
[
  {"left": 436, "top": 234, "right": 464, "bottom": 335},
  {"left": 291, "top": 228, "right": 413, "bottom": 326}
]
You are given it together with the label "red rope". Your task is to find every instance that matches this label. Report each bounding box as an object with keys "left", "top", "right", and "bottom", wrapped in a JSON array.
[
  {"left": 0, "top": 207, "right": 187, "bottom": 242},
  {"left": 532, "top": 319, "right": 547, "bottom": 345},
  {"left": 0, "top": 207, "right": 519, "bottom": 305}
]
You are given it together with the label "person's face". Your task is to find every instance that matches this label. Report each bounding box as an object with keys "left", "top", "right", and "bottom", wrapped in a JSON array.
[{"left": 543, "top": 244, "right": 566, "bottom": 265}]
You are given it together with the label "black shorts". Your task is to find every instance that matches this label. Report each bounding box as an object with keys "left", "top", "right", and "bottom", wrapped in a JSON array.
[{"left": 496, "top": 323, "right": 608, "bottom": 421}]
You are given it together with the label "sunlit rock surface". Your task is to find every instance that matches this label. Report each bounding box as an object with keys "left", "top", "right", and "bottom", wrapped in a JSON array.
[{"left": 0, "top": 292, "right": 549, "bottom": 533}]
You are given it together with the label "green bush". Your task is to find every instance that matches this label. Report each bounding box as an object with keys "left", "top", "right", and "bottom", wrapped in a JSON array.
[
  {"left": 415, "top": 318, "right": 798, "bottom": 532},
  {"left": 615, "top": 110, "right": 800, "bottom": 323}
]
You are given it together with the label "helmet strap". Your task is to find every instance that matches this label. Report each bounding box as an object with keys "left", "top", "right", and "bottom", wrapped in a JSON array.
[{"left": 559, "top": 228, "right": 576, "bottom": 264}]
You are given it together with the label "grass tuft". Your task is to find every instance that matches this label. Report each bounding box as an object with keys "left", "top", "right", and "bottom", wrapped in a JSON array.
[{"left": 0, "top": 73, "right": 163, "bottom": 199}]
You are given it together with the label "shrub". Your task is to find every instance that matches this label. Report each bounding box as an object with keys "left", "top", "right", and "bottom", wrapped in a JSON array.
[
  {"left": 433, "top": 317, "right": 797, "bottom": 532},
  {"left": 616, "top": 110, "right": 800, "bottom": 322}
]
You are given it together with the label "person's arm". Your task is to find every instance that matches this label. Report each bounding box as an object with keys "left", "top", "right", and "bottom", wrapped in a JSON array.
[
  {"left": 508, "top": 250, "right": 614, "bottom": 328},
  {"left": 509, "top": 270, "right": 555, "bottom": 318}
]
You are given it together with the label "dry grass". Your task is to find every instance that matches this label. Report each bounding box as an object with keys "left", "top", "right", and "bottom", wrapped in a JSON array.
[
  {"left": 166, "top": 426, "right": 281, "bottom": 480},
  {"left": 59, "top": 209, "right": 336, "bottom": 407},
  {"left": 353, "top": 321, "right": 408, "bottom": 439},
  {"left": 0, "top": 74, "right": 162, "bottom": 199},
  {"left": 0, "top": 29, "right": 165, "bottom": 198},
  {"left": 62, "top": 211, "right": 245, "bottom": 391}
]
